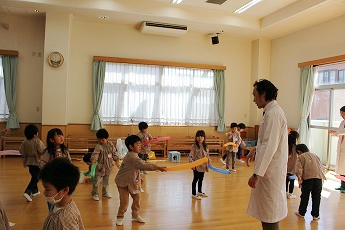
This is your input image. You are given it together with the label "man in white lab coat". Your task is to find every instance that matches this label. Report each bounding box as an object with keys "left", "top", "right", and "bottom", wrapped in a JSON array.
[{"left": 246, "top": 79, "right": 288, "bottom": 230}]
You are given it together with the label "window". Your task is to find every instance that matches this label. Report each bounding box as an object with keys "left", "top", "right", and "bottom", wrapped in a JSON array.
[
  {"left": 0, "top": 56, "right": 9, "bottom": 121},
  {"left": 310, "top": 61, "right": 345, "bottom": 168},
  {"left": 100, "top": 62, "right": 218, "bottom": 126}
]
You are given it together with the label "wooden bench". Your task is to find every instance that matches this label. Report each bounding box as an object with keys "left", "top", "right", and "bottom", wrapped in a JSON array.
[
  {"left": 0, "top": 137, "right": 24, "bottom": 158},
  {"left": 167, "top": 138, "right": 224, "bottom": 156},
  {"left": 167, "top": 138, "right": 194, "bottom": 154},
  {"left": 150, "top": 140, "right": 167, "bottom": 157},
  {"left": 65, "top": 137, "right": 89, "bottom": 155}
]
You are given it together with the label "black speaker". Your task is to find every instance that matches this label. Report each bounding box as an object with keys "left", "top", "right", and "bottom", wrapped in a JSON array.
[{"left": 211, "top": 36, "right": 219, "bottom": 45}]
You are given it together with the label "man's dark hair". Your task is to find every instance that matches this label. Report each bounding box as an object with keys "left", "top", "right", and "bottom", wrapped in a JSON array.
[
  {"left": 40, "top": 158, "right": 80, "bottom": 195},
  {"left": 253, "top": 79, "right": 278, "bottom": 101}
]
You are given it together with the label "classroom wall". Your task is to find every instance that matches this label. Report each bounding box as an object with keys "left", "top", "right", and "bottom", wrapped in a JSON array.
[
  {"left": 1, "top": 12, "right": 253, "bottom": 132},
  {"left": 271, "top": 14, "right": 345, "bottom": 128},
  {"left": 3, "top": 11, "right": 345, "bottom": 134},
  {"left": 0, "top": 14, "right": 45, "bottom": 123},
  {"left": 67, "top": 20, "right": 253, "bottom": 127}
]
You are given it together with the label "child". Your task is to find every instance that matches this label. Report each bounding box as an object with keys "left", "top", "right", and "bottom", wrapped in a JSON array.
[
  {"left": 225, "top": 123, "right": 242, "bottom": 172},
  {"left": 189, "top": 130, "right": 210, "bottom": 200},
  {"left": 40, "top": 158, "right": 85, "bottom": 230},
  {"left": 79, "top": 153, "right": 92, "bottom": 184},
  {"left": 294, "top": 144, "right": 326, "bottom": 221},
  {"left": 289, "top": 130, "right": 300, "bottom": 143},
  {"left": 90, "top": 128, "right": 120, "bottom": 201},
  {"left": 137, "top": 122, "right": 152, "bottom": 164},
  {"left": 286, "top": 133, "right": 298, "bottom": 199},
  {"left": 115, "top": 135, "right": 166, "bottom": 226},
  {"left": 19, "top": 124, "right": 46, "bottom": 202},
  {"left": 39, "top": 128, "right": 71, "bottom": 169},
  {"left": 236, "top": 123, "right": 247, "bottom": 163}
]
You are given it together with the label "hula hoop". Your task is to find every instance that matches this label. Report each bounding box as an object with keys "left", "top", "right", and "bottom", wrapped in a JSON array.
[
  {"left": 223, "top": 142, "right": 237, "bottom": 148},
  {"left": 165, "top": 157, "right": 208, "bottom": 171},
  {"left": 208, "top": 164, "right": 231, "bottom": 174},
  {"left": 142, "top": 136, "right": 171, "bottom": 146}
]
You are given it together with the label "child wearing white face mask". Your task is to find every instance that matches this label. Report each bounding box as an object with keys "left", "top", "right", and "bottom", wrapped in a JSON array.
[{"left": 40, "top": 158, "right": 85, "bottom": 230}]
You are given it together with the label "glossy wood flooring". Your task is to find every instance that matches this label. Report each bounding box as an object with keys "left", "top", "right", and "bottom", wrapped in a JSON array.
[{"left": 1, "top": 155, "right": 344, "bottom": 230}]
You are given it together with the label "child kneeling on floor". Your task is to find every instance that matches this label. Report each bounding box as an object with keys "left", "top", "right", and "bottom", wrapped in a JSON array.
[
  {"left": 115, "top": 135, "right": 166, "bottom": 226},
  {"left": 41, "top": 158, "right": 85, "bottom": 229}
]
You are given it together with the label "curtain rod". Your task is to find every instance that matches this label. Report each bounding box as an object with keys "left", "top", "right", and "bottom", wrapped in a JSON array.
[
  {"left": 298, "top": 54, "right": 345, "bottom": 68},
  {"left": 93, "top": 56, "right": 226, "bottom": 70},
  {"left": 0, "top": 49, "right": 19, "bottom": 56}
]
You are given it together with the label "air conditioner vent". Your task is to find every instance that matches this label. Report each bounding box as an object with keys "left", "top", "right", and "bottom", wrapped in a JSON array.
[{"left": 140, "top": 21, "right": 188, "bottom": 37}]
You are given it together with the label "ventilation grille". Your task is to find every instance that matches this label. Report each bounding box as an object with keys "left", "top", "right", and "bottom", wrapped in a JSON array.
[
  {"left": 140, "top": 21, "right": 188, "bottom": 37},
  {"left": 144, "top": 22, "right": 187, "bottom": 31},
  {"left": 206, "top": 0, "right": 227, "bottom": 5}
]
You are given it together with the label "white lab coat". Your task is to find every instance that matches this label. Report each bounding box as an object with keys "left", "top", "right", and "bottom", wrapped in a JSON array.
[
  {"left": 247, "top": 101, "right": 288, "bottom": 223},
  {"left": 335, "top": 119, "right": 345, "bottom": 175}
]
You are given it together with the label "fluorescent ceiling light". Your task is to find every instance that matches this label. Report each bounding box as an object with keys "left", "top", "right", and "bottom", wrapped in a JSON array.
[
  {"left": 234, "top": 0, "right": 262, "bottom": 14},
  {"left": 171, "top": 0, "right": 183, "bottom": 4}
]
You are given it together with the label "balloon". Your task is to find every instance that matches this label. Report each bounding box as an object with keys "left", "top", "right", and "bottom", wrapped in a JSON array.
[
  {"left": 165, "top": 157, "right": 208, "bottom": 171},
  {"left": 208, "top": 164, "right": 231, "bottom": 174},
  {"left": 223, "top": 142, "right": 237, "bottom": 148},
  {"left": 90, "top": 162, "right": 98, "bottom": 182},
  {"left": 142, "top": 136, "right": 171, "bottom": 146}
]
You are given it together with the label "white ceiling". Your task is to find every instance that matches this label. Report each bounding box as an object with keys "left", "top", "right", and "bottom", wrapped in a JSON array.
[{"left": 1, "top": 0, "right": 345, "bottom": 39}]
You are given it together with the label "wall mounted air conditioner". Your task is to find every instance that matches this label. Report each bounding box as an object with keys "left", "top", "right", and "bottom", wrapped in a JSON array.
[{"left": 139, "top": 21, "right": 188, "bottom": 37}]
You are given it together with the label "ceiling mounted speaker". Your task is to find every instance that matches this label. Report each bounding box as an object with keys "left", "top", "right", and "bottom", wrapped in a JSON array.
[{"left": 211, "top": 36, "right": 219, "bottom": 45}]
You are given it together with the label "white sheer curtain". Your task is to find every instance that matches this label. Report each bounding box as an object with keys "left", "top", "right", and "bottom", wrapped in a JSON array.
[
  {"left": 0, "top": 56, "right": 9, "bottom": 121},
  {"left": 100, "top": 62, "right": 218, "bottom": 126}
]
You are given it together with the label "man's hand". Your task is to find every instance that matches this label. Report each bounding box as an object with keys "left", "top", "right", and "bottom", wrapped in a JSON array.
[
  {"left": 248, "top": 174, "right": 260, "bottom": 188},
  {"left": 246, "top": 147, "right": 256, "bottom": 167}
]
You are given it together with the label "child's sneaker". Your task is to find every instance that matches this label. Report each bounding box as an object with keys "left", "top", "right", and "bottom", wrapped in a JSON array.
[
  {"left": 92, "top": 195, "right": 100, "bottom": 201},
  {"left": 191, "top": 194, "right": 202, "bottom": 200},
  {"left": 23, "top": 193, "right": 32, "bottom": 202},
  {"left": 313, "top": 216, "right": 320, "bottom": 221},
  {"left": 103, "top": 193, "right": 112, "bottom": 198},
  {"left": 132, "top": 215, "right": 145, "bottom": 223},
  {"left": 32, "top": 191, "right": 40, "bottom": 197},
  {"left": 295, "top": 212, "right": 304, "bottom": 219},
  {"left": 197, "top": 192, "right": 208, "bottom": 197},
  {"left": 231, "top": 169, "right": 237, "bottom": 172},
  {"left": 116, "top": 218, "right": 123, "bottom": 226}
]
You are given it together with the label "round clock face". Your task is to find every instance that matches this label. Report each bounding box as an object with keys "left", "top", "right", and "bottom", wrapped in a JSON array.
[{"left": 48, "top": 52, "right": 64, "bottom": 67}]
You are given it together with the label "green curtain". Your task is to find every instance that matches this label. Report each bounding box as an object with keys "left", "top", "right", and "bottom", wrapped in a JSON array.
[
  {"left": 2, "top": 55, "right": 19, "bottom": 129},
  {"left": 91, "top": 60, "right": 106, "bottom": 131},
  {"left": 298, "top": 66, "right": 316, "bottom": 146},
  {"left": 213, "top": 69, "right": 226, "bottom": 132}
]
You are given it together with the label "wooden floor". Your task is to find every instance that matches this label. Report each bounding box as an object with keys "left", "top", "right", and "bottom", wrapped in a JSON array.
[{"left": 1, "top": 155, "right": 344, "bottom": 230}]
